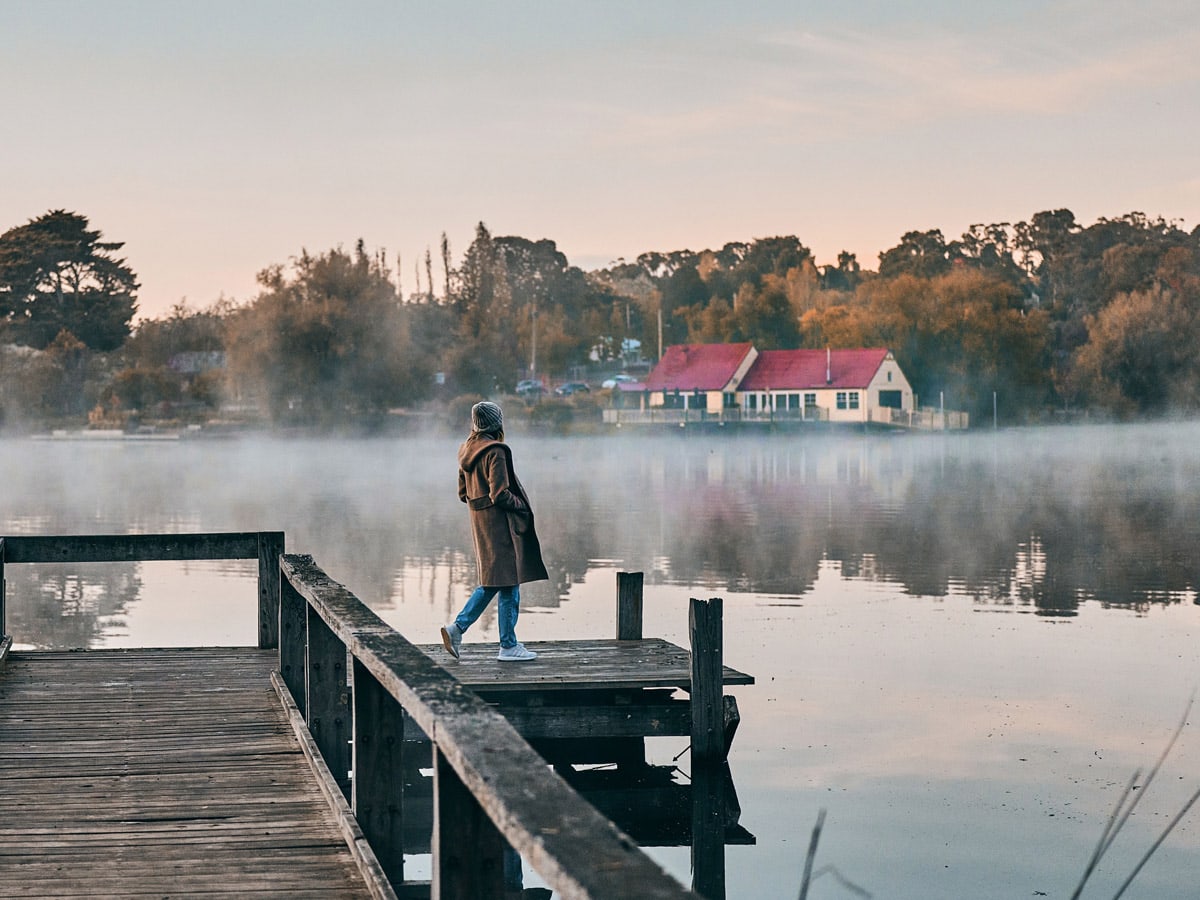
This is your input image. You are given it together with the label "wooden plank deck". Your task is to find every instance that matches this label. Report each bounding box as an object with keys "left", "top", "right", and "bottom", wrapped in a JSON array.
[
  {"left": 420, "top": 637, "right": 755, "bottom": 692},
  {"left": 0, "top": 648, "right": 372, "bottom": 899}
]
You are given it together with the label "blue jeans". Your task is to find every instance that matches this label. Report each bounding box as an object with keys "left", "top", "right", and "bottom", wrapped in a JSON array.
[{"left": 454, "top": 585, "right": 520, "bottom": 648}]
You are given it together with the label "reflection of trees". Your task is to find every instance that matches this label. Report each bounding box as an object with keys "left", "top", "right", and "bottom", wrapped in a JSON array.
[
  {"left": 3, "top": 429, "right": 1198, "bottom": 639},
  {"left": 7, "top": 563, "right": 142, "bottom": 649}
]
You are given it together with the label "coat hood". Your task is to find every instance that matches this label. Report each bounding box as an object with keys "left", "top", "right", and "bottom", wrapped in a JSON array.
[{"left": 458, "top": 433, "right": 505, "bottom": 471}]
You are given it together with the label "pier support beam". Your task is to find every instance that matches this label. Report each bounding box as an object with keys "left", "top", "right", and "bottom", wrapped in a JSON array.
[
  {"left": 352, "top": 658, "right": 406, "bottom": 886},
  {"left": 691, "top": 761, "right": 730, "bottom": 899},
  {"left": 307, "top": 607, "right": 351, "bottom": 798},
  {"left": 433, "top": 746, "right": 505, "bottom": 899},
  {"left": 279, "top": 576, "right": 308, "bottom": 717},
  {"left": 617, "top": 571, "right": 644, "bottom": 640},
  {"left": 257, "top": 532, "right": 285, "bottom": 649},
  {"left": 689, "top": 596, "right": 724, "bottom": 762},
  {"left": 0, "top": 540, "right": 6, "bottom": 641},
  {"left": 615, "top": 571, "right": 648, "bottom": 769}
]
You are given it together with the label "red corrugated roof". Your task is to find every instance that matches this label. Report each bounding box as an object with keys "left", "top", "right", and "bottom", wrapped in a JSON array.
[
  {"left": 740, "top": 348, "right": 890, "bottom": 390},
  {"left": 644, "top": 343, "right": 755, "bottom": 392}
]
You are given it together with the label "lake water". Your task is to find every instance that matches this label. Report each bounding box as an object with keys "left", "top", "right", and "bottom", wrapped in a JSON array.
[{"left": 3, "top": 423, "right": 1199, "bottom": 899}]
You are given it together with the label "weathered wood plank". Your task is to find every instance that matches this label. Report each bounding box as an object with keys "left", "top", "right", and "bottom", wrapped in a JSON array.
[
  {"left": 0, "top": 648, "right": 373, "bottom": 898},
  {"left": 0, "top": 532, "right": 276, "bottom": 563},
  {"left": 421, "top": 637, "right": 753, "bottom": 691},
  {"left": 282, "top": 554, "right": 395, "bottom": 643}
]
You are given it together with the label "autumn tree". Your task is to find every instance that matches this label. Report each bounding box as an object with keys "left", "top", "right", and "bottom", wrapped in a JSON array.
[
  {"left": 225, "top": 242, "right": 424, "bottom": 424},
  {"left": 446, "top": 224, "right": 520, "bottom": 394},
  {"left": 1071, "top": 285, "right": 1200, "bottom": 416},
  {"left": 110, "top": 300, "right": 233, "bottom": 417},
  {"left": 877, "top": 229, "right": 953, "bottom": 280},
  {"left": 0, "top": 210, "right": 138, "bottom": 350},
  {"left": 0, "top": 330, "right": 98, "bottom": 424},
  {"left": 733, "top": 275, "right": 801, "bottom": 349}
]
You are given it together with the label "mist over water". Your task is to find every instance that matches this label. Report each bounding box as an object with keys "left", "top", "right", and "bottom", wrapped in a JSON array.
[{"left": 3, "top": 422, "right": 1200, "bottom": 898}]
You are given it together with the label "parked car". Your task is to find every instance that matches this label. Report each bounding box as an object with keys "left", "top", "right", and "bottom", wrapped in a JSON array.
[
  {"left": 601, "top": 374, "right": 638, "bottom": 389},
  {"left": 554, "top": 382, "right": 590, "bottom": 396},
  {"left": 515, "top": 379, "right": 544, "bottom": 397}
]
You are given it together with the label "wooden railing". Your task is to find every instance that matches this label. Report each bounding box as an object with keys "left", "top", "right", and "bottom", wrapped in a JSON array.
[
  {"left": 0, "top": 532, "right": 285, "bottom": 649},
  {"left": 0, "top": 536, "right": 703, "bottom": 897},
  {"left": 278, "top": 552, "right": 698, "bottom": 899}
]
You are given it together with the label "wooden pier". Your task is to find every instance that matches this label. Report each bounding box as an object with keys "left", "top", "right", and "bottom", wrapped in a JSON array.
[
  {"left": 0, "top": 534, "right": 754, "bottom": 899},
  {"left": 0, "top": 648, "right": 369, "bottom": 898}
]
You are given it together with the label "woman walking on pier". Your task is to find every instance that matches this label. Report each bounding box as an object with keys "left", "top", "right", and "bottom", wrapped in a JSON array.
[{"left": 442, "top": 401, "right": 548, "bottom": 662}]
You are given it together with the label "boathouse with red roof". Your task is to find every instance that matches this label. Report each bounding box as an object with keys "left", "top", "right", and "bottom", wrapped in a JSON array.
[
  {"left": 627, "top": 343, "right": 917, "bottom": 425},
  {"left": 641, "top": 342, "right": 759, "bottom": 414},
  {"left": 738, "top": 347, "right": 913, "bottom": 423}
]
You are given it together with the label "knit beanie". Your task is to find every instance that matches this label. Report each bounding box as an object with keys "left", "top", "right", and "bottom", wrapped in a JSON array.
[{"left": 470, "top": 401, "right": 504, "bottom": 434}]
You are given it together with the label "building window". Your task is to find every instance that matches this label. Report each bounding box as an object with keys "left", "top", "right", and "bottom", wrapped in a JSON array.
[
  {"left": 748, "top": 394, "right": 758, "bottom": 411},
  {"left": 723, "top": 392, "right": 736, "bottom": 408},
  {"left": 849, "top": 391, "right": 859, "bottom": 409},
  {"left": 836, "top": 392, "right": 847, "bottom": 410},
  {"left": 887, "top": 370, "right": 893, "bottom": 382},
  {"left": 804, "top": 393, "right": 817, "bottom": 407},
  {"left": 788, "top": 393, "right": 801, "bottom": 410}
]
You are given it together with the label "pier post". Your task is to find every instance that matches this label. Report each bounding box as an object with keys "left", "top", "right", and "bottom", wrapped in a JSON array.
[
  {"left": 689, "top": 596, "right": 724, "bottom": 761},
  {"left": 352, "top": 658, "right": 405, "bottom": 886},
  {"left": 306, "top": 607, "right": 351, "bottom": 798},
  {"left": 433, "top": 746, "right": 505, "bottom": 899},
  {"left": 0, "top": 538, "right": 6, "bottom": 639},
  {"left": 279, "top": 575, "right": 308, "bottom": 717},
  {"left": 691, "top": 761, "right": 729, "bottom": 899},
  {"left": 257, "top": 532, "right": 284, "bottom": 649},
  {"left": 616, "top": 571, "right": 644, "bottom": 640}
]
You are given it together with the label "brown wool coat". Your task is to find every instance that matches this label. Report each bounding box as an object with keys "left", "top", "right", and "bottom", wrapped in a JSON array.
[{"left": 457, "top": 433, "right": 549, "bottom": 587}]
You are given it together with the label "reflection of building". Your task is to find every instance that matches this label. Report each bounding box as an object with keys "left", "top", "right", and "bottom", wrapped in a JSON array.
[{"left": 604, "top": 342, "right": 963, "bottom": 429}]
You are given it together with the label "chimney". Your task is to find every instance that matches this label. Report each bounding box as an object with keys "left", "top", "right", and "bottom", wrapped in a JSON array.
[{"left": 826, "top": 347, "right": 832, "bottom": 385}]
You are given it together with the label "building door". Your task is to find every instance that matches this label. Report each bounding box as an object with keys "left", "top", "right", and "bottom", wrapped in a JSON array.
[{"left": 878, "top": 390, "right": 903, "bottom": 409}]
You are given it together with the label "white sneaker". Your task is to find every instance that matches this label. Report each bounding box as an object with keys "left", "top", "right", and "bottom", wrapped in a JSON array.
[
  {"left": 440, "top": 623, "right": 463, "bottom": 659},
  {"left": 497, "top": 643, "right": 537, "bottom": 662}
]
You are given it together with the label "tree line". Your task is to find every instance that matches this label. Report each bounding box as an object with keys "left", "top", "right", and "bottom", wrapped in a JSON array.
[{"left": 1, "top": 208, "right": 1198, "bottom": 430}]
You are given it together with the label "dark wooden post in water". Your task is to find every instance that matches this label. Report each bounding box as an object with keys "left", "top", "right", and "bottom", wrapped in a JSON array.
[
  {"left": 352, "top": 657, "right": 406, "bottom": 885},
  {"left": 433, "top": 745, "right": 506, "bottom": 898},
  {"left": 617, "top": 570, "right": 644, "bottom": 640},
  {"left": 612, "top": 571, "right": 648, "bottom": 770},
  {"left": 306, "top": 605, "right": 351, "bottom": 798},
  {"left": 690, "top": 596, "right": 728, "bottom": 897},
  {"left": 689, "top": 597, "right": 724, "bottom": 762},
  {"left": 691, "top": 761, "right": 729, "bottom": 900}
]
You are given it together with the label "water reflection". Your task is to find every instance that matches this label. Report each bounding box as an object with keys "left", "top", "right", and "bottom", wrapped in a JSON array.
[
  {"left": 4, "top": 423, "right": 1200, "bottom": 648},
  {"left": 4, "top": 424, "right": 1200, "bottom": 897}
]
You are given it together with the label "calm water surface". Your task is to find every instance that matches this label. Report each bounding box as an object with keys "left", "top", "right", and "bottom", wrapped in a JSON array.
[{"left": 3, "top": 423, "right": 1199, "bottom": 899}]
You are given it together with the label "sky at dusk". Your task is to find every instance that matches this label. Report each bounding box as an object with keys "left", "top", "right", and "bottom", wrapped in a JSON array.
[{"left": 3, "top": 0, "right": 1198, "bottom": 320}]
